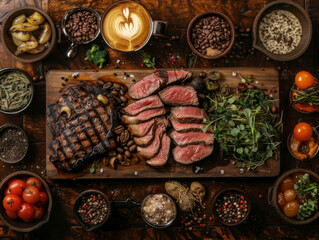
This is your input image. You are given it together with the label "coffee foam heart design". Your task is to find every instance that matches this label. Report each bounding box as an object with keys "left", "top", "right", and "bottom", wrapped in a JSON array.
[{"left": 115, "top": 7, "right": 141, "bottom": 40}]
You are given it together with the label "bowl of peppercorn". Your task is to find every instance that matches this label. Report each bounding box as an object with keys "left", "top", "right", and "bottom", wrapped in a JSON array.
[
  {"left": 0, "top": 124, "right": 29, "bottom": 163},
  {"left": 212, "top": 188, "right": 251, "bottom": 226},
  {"left": 187, "top": 11, "right": 235, "bottom": 59},
  {"left": 73, "top": 189, "right": 111, "bottom": 231}
]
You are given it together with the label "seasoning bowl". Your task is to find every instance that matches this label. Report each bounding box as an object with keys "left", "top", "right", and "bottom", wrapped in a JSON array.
[
  {"left": 0, "top": 68, "right": 34, "bottom": 115},
  {"left": 212, "top": 188, "right": 251, "bottom": 226},
  {"left": 269, "top": 169, "right": 319, "bottom": 225},
  {"left": 187, "top": 11, "right": 235, "bottom": 60},
  {"left": 0, "top": 171, "right": 52, "bottom": 232},
  {"left": 73, "top": 189, "right": 111, "bottom": 231},
  {"left": 252, "top": 0, "right": 312, "bottom": 61},
  {"left": 0, "top": 7, "right": 56, "bottom": 63},
  {"left": 0, "top": 124, "right": 29, "bottom": 163}
]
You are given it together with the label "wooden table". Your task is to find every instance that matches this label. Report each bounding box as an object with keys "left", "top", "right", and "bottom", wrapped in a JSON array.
[{"left": 0, "top": 0, "right": 318, "bottom": 239}]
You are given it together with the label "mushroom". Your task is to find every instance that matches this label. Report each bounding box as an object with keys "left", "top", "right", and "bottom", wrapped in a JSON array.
[
  {"left": 109, "top": 157, "right": 119, "bottom": 169},
  {"left": 61, "top": 106, "right": 71, "bottom": 118},
  {"left": 97, "top": 94, "right": 108, "bottom": 105}
]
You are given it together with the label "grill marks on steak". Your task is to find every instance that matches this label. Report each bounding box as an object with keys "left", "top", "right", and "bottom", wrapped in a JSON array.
[
  {"left": 173, "top": 145, "right": 214, "bottom": 164},
  {"left": 169, "top": 117, "right": 212, "bottom": 133},
  {"left": 137, "top": 125, "right": 165, "bottom": 158},
  {"left": 121, "top": 95, "right": 164, "bottom": 116},
  {"left": 122, "top": 107, "right": 166, "bottom": 124},
  {"left": 47, "top": 83, "right": 114, "bottom": 171},
  {"left": 171, "top": 106, "right": 207, "bottom": 123},
  {"left": 147, "top": 133, "right": 171, "bottom": 167},
  {"left": 167, "top": 70, "right": 193, "bottom": 85},
  {"left": 159, "top": 85, "right": 199, "bottom": 106},
  {"left": 170, "top": 131, "right": 214, "bottom": 147}
]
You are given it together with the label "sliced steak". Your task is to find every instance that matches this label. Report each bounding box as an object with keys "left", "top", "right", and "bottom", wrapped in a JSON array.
[
  {"left": 171, "top": 106, "right": 207, "bottom": 123},
  {"left": 167, "top": 70, "right": 193, "bottom": 85},
  {"left": 159, "top": 85, "right": 199, "bottom": 106},
  {"left": 147, "top": 133, "right": 171, "bottom": 167},
  {"left": 134, "top": 118, "right": 169, "bottom": 146},
  {"left": 128, "top": 71, "right": 168, "bottom": 99},
  {"left": 170, "top": 131, "right": 214, "bottom": 146},
  {"left": 169, "top": 117, "right": 212, "bottom": 133},
  {"left": 173, "top": 145, "right": 213, "bottom": 164},
  {"left": 122, "top": 107, "right": 166, "bottom": 124},
  {"left": 127, "top": 116, "right": 164, "bottom": 137},
  {"left": 137, "top": 126, "right": 165, "bottom": 158},
  {"left": 121, "top": 95, "right": 163, "bottom": 116}
]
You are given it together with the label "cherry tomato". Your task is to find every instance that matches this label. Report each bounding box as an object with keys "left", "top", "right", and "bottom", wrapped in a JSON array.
[
  {"left": 4, "top": 188, "right": 11, "bottom": 196},
  {"left": 8, "top": 180, "right": 26, "bottom": 196},
  {"left": 17, "top": 203, "right": 34, "bottom": 220},
  {"left": 292, "top": 173, "right": 303, "bottom": 184},
  {"left": 295, "top": 71, "right": 315, "bottom": 90},
  {"left": 283, "top": 200, "right": 300, "bottom": 218},
  {"left": 39, "top": 192, "right": 48, "bottom": 205},
  {"left": 26, "top": 177, "right": 42, "bottom": 190},
  {"left": 293, "top": 122, "right": 313, "bottom": 141},
  {"left": 3, "top": 194, "right": 22, "bottom": 211},
  {"left": 277, "top": 192, "right": 287, "bottom": 208},
  {"left": 21, "top": 218, "right": 33, "bottom": 223},
  {"left": 22, "top": 186, "right": 40, "bottom": 204},
  {"left": 284, "top": 189, "right": 296, "bottom": 202},
  {"left": 5, "top": 210, "right": 19, "bottom": 219},
  {"left": 7, "top": 178, "right": 18, "bottom": 186},
  {"left": 280, "top": 177, "right": 294, "bottom": 193},
  {"left": 32, "top": 204, "right": 45, "bottom": 220}
]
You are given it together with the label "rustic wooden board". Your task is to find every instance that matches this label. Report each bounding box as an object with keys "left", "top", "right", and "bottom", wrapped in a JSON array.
[{"left": 46, "top": 68, "right": 280, "bottom": 179}]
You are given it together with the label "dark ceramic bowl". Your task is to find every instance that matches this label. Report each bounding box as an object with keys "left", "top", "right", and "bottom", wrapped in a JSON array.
[
  {"left": 0, "top": 68, "right": 34, "bottom": 115},
  {"left": 73, "top": 189, "right": 111, "bottom": 231},
  {"left": 0, "top": 124, "right": 29, "bottom": 163},
  {"left": 253, "top": 0, "right": 312, "bottom": 61},
  {"left": 0, "top": 7, "right": 56, "bottom": 63},
  {"left": 0, "top": 171, "right": 52, "bottom": 232},
  {"left": 212, "top": 188, "right": 251, "bottom": 226},
  {"left": 187, "top": 11, "right": 235, "bottom": 60},
  {"left": 269, "top": 169, "right": 319, "bottom": 225}
]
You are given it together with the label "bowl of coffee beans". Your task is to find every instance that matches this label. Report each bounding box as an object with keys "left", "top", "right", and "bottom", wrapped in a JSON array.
[{"left": 187, "top": 11, "right": 235, "bottom": 59}]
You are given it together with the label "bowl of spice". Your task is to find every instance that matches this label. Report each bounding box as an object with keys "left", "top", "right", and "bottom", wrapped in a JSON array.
[
  {"left": 212, "top": 188, "right": 251, "bottom": 226},
  {"left": 73, "top": 190, "right": 110, "bottom": 231},
  {"left": 0, "top": 68, "right": 34, "bottom": 114},
  {"left": 187, "top": 11, "right": 235, "bottom": 59},
  {"left": 253, "top": 0, "right": 312, "bottom": 61},
  {"left": 0, "top": 124, "right": 28, "bottom": 163},
  {"left": 141, "top": 193, "right": 177, "bottom": 228}
]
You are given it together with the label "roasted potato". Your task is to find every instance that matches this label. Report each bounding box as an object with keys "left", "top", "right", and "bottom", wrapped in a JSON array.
[
  {"left": 38, "top": 22, "right": 51, "bottom": 44},
  {"left": 12, "top": 14, "right": 27, "bottom": 24},
  {"left": 12, "top": 36, "right": 24, "bottom": 46},
  {"left": 11, "top": 31, "right": 30, "bottom": 42},
  {"left": 28, "top": 42, "right": 50, "bottom": 54},
  {"left": 27, "top": 11, "right": 45, "bottom": 25},
  {"left": 15, "top": 40, "right": 38, "bottom": 55},
  {"left": 10, "top": 23, "right": 39, "bottom": 32}
]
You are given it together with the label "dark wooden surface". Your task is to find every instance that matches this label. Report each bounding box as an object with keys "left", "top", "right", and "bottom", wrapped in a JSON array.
[{"left": 0, "top": 0, "right": 318, "bottom": 239}]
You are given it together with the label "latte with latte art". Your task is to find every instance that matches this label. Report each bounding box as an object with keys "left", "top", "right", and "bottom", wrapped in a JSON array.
[{"left": 102, "top": 1, "right": 151, "bottom": 52}]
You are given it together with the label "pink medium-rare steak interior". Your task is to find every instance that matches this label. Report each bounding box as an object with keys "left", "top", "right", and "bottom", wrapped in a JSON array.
[
  {"left": 170, "top": 131, "right": 215, "bottom": 146},
  {"left": 169, "top": 116, "right": 212, "bottom": 133},
  {"left": 173, "top": 145, "right": 214, "bottom": 164},
  {"left": 137, "top": 126, "right": 165, "bottom": 158},
  {"left": 158, "top": 85, "right": 199, "bottom": 106},
  {"left": 171, "top": 106, "right": 207, "bottom": 123},
  {"left": 166, "top": 70, "right": 193, "bottom": 85},
  {"left": 147, "top": 133, "right": 171, "bottom": 167},
  {"left": 122, "top": 107, "right": 166, "bottom": 124},
  {"left": 127, "top": 116, "right": 165, "bottom": 137},
  {"left": 121, "top": 95, "right": 164, "bottom": 116}
]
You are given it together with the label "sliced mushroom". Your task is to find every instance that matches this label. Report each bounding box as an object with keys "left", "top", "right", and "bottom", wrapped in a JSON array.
[
  {"left": 97, "top": 94, "right": 109, "bottom": 105},
  {"left": 109, "top": 157, "right": 119, "bottom": 170},
  {"left": 61, "top": 106, "right": 71, "bottom": 118}
]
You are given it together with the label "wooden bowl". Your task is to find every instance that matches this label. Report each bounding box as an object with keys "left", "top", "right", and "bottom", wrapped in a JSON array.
[
  {"left": 187, "top": 11, "right": 235, "bottom": 60},
  {"left": 253, "top": 0, "right": 312, "bottom": 61},
  {"left": 0, "top": 171, "right": 52, "bottom": 232},
  {"left": 270, "top": 169, "right": 319, "bottom": 225},
  {"left": 0, "top": 7, "right": 56, "bottom": 63},
  {"left": 73, "top": 189, "right": 111, "bottom": 231}
]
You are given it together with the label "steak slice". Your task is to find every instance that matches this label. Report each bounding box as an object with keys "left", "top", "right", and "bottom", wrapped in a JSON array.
[
  {"left": 167, "top": 70, "right": 193, "bottom": 85},
  {"left": 128, "top": 71, "right": 168, "bottom": 99},
  {"left": 121, "top": 95, "right": 164, "bottom": 116},
  {"left": 159, "top": 85, "right": 199, "bottom": 106},
  {"left": 147, "top": 133, "right": 171, "bottom": 167},
  {"left": 134, "top": 118, "right": 169, "bottom": 146},
  {"left": 137, "top": 125, "right": 165, "bottom": 158},
  {"left": 171, "top": 106, "right": 208, "bottom": 123},
  {"left": 122, "top": 107, "right": 166, "bottom": 124},
  {"left": 173, "top": 145, "right": 213, "bottom": 164},
  {"left": 169, "top": 117, "right": 212, "bottom": 133},
  {"left": 170, "top": 131, "right": 214, "bottom": 146},
  {"left": 127, "top": 116, "right": 164, "bottom": 137}
]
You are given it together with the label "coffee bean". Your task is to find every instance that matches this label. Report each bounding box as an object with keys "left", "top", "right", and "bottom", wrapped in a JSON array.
[
  {"left": 129, "top": 145, "right": 136, "bottom": 152},
  {"left": 111, "top": 90, "right": 118, "bottom": 96},
  {"left": 114, "top": 125, "right": 124, "bottom": 134},
  {"left": 120, "top": 96, "right": 128, "bottom": 103},
  {"left": 124, "top": 151, "right": 132, "bottom": 158},
  {"left": 127, "top": 140, "right": 134, "bottom": 147},
  {"left": 113, "top": 83, "right": 121, "bottom": 91},
  {"left": 123, "top": 146, "right": 129, "bottom": 151},
  {"left": 117, "top": 147, "right": 124, "bottom": 154},
  {"left": 117, "top": 153, "right": 124, "bottom": 162},
  {"left": 103, "top": 82, "right": 112, "bottom": 90}
]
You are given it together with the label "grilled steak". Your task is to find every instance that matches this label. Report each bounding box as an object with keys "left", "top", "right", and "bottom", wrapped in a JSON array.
[
  {"left": 173, "top": 145, "right": 213, "bottom": 164},
  {"left": 122, "top": 107, "right": 166, "bottom": 124},
  {"left": 170, "top": 131, "right": 214, "bottom": 146},
  {"left": 159, "top": 85, "right": 199, "bottom": 106},
  {"left": 169, "top": 117, "right": 212, "bottom": 133},
  {"left": 147, "top": 133, "right": 171, "bottom": 167},
  {"left": 127, "top": 116, "right": 164, "bottom": 137},
  {"left": 171, "top": 106, "right": 207, "bottom": 123},
  {"left": 47, "top": 82, "right": 115, "bottom": 171},
  {"left": 134, "top": 119, "right": 169, "bottom": 146},
  {"left": 121, "top": 95, "right": 164, "bottom": 116},
  {"left": 128, "top": 71, "right": 168, "bottom": 99},
  {"left": 137, "top": 125, "right": 165, "bottom": 158},
  {"left": 167, "top": 70, "right": 193, "bottom": 85}
]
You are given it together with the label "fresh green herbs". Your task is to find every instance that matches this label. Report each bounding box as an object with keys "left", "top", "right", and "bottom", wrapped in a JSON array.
[
  {"left": 240, "top": 74, "right": 254, "bottom": 83},
  {"left": 204, "top": 88, "right": 282, "bottom": 171},
  {"left": 90, "top": 160, "right": 101, "bottom": 174},
  {"left": 294, "top": 173, "right": 319, "bottom": 220},
  {"left": 85, "top": 44, "right": 107, "bottom": 69},
  {"left": 292, "top": 85, "right": 319, "bottom": 106},
  {"left": 0, "top": 71, "right": 32, "bottom": 111},
  {"left": 138, "top": 50, "right": 156, "bottom": 68}
]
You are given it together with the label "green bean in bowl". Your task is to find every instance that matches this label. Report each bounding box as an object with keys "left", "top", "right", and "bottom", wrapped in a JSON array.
[{"left": 0, "top": 68, "right": 33, "bottom": 114}]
